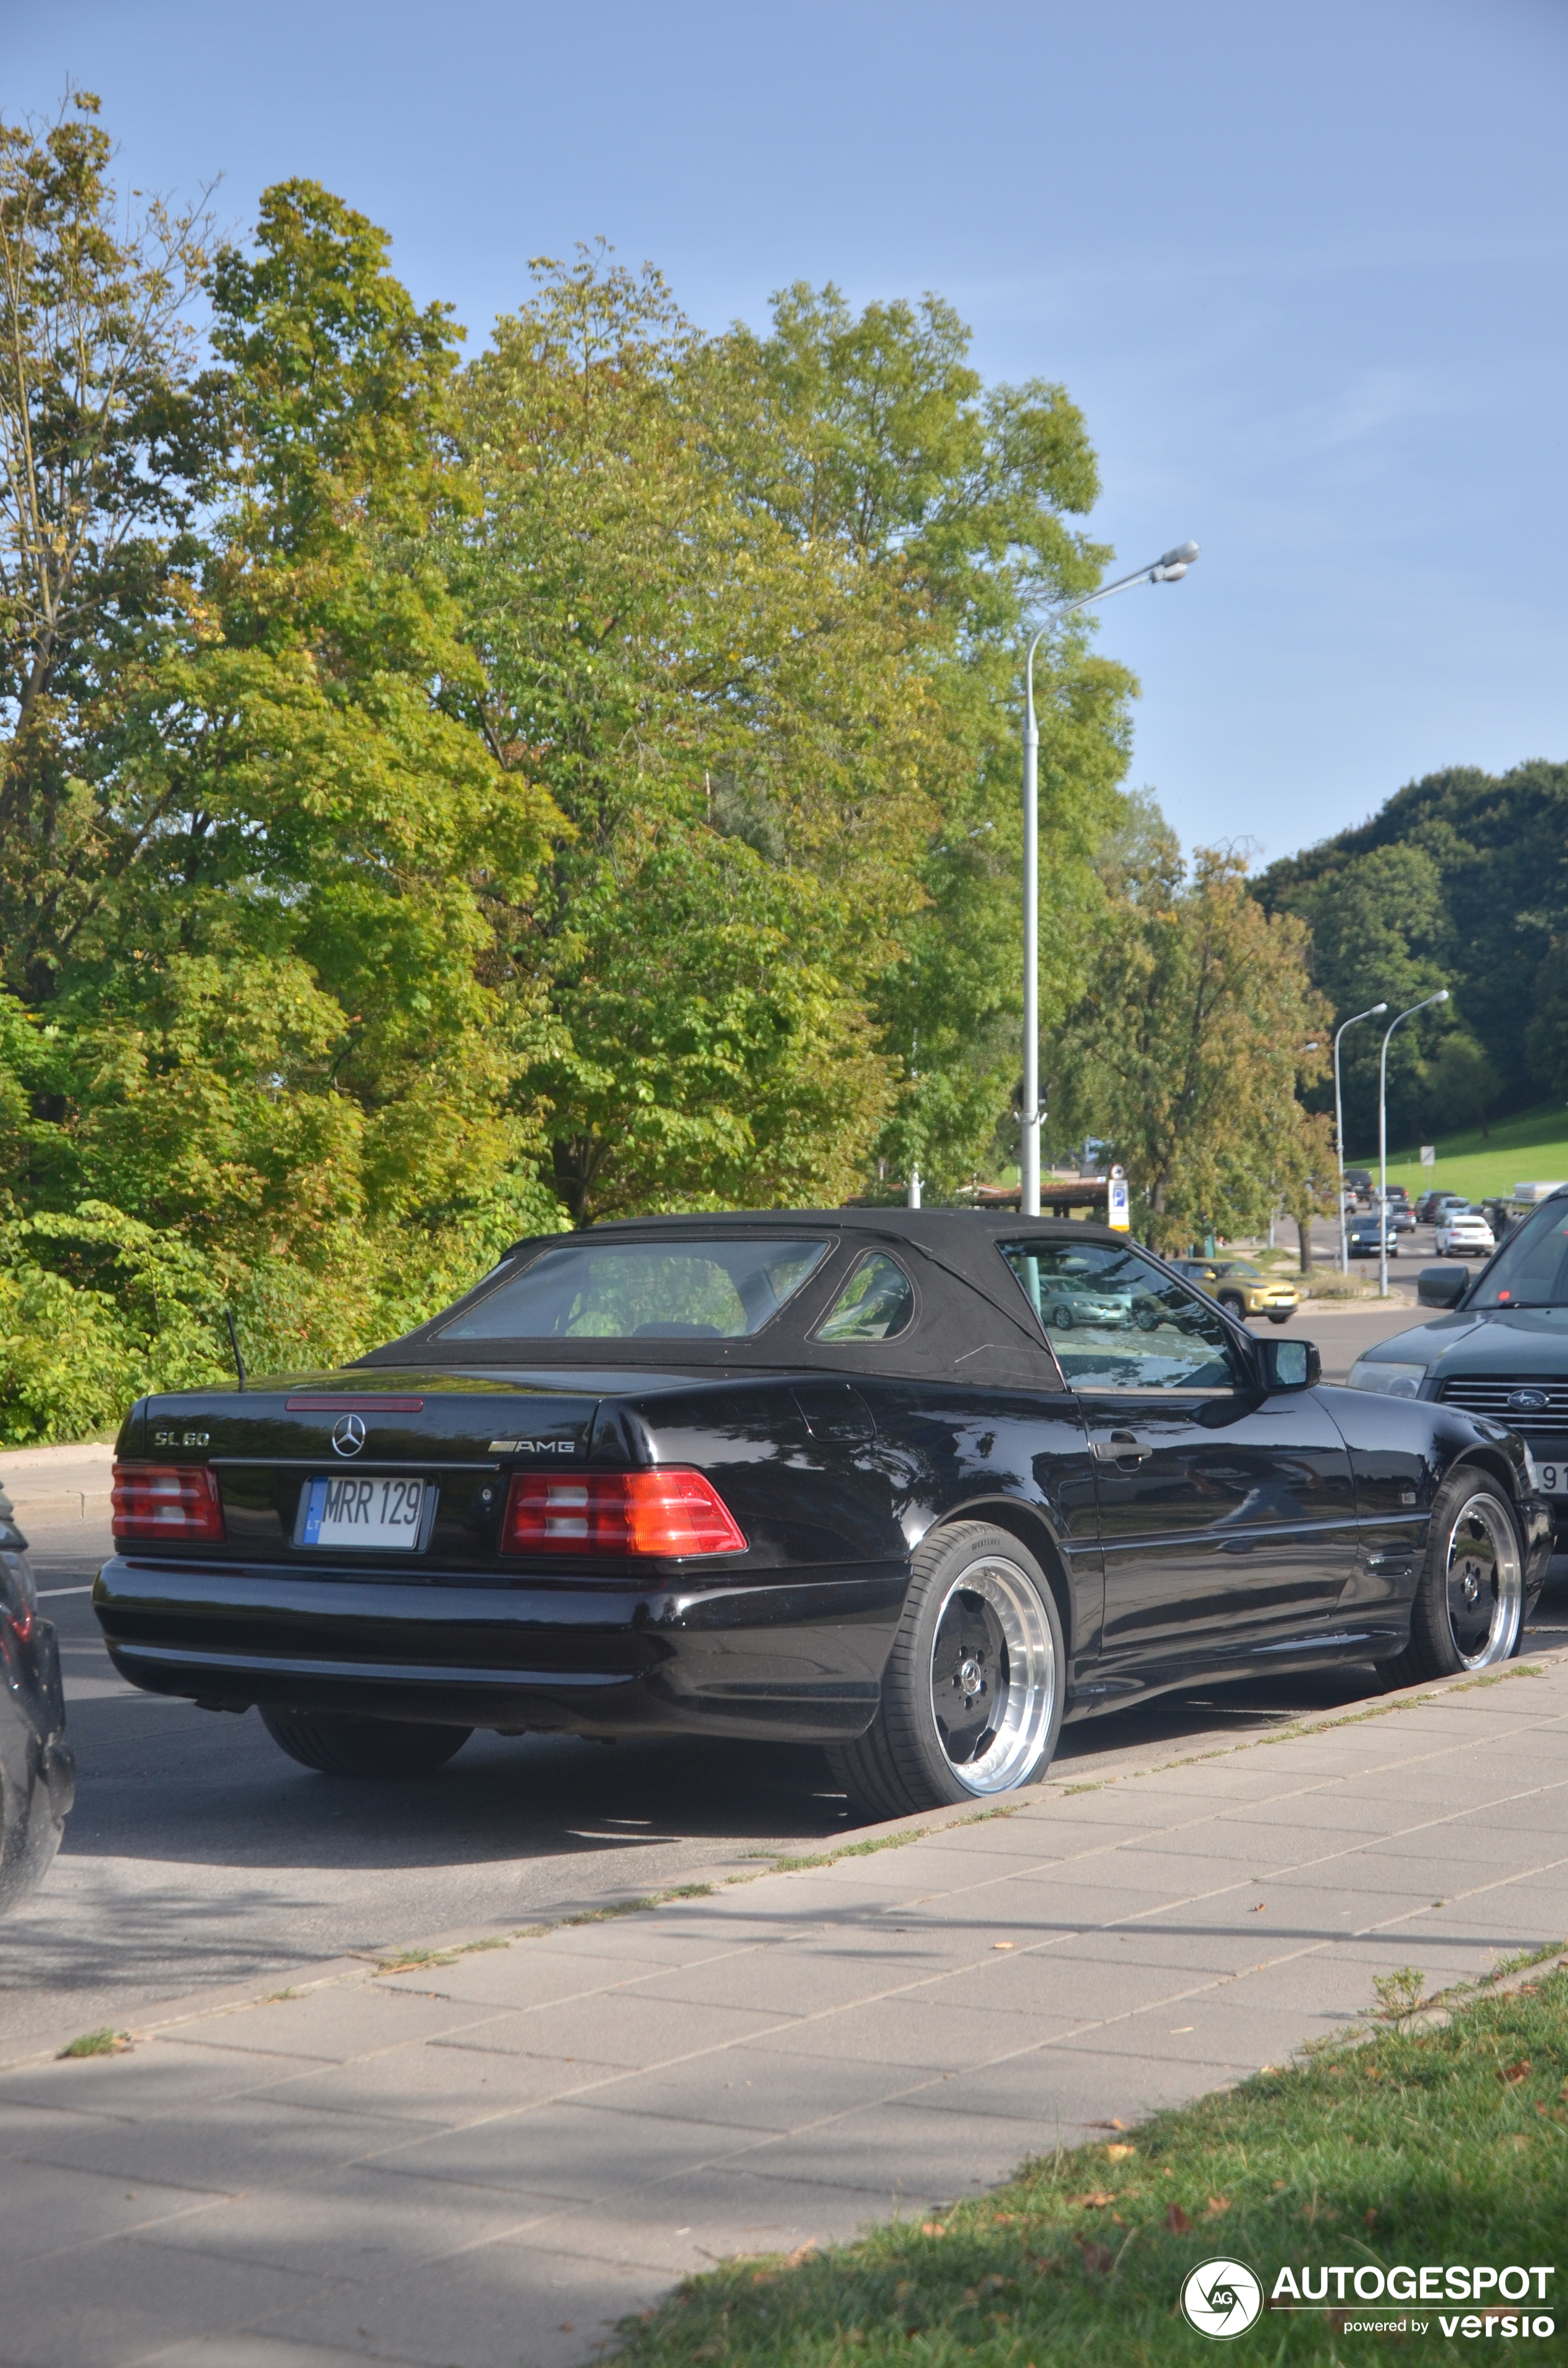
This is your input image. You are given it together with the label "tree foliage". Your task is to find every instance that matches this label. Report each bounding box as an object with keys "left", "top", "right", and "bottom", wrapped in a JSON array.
[
  {"left": 0, "top": 109, "right": 1145, "bottom": 1438},
  {"left": 1046, "top": 810, "right": 1332, "bottom": 1250},
  {"left": 1257, "top": 758, "right": 1568, "bottom": 1144}
]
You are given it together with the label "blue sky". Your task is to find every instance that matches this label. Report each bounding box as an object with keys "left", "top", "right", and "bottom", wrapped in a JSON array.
[{"left": 7, "top": 0, "right": 1566, "bottom": 862}]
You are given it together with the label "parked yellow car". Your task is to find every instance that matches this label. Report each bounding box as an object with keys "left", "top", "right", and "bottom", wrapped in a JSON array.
[{"left": 1171, "top": 1257, "right": 1299, "bottom": 1325}]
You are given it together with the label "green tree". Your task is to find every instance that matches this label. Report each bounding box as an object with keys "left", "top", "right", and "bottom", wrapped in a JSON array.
[
  {"left": 1047, "top": 819, "right": 1331, "bottom": 1250},
  {"left": 0, "top": 91, "right": 214, "bottom": 999},
  {"left": 729, "top": 283, "right": 1135, "bottom": 1198},
  {"left": 1257, "top": 758, "right": 1568, "bottom": 1136}
]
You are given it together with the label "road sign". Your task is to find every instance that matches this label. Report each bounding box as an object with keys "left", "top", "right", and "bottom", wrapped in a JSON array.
[
  {"left": 1107, "top": 1173, "right": 1131, "bottom": 1231},
  {"left": 1420, "top": 1145, "right": 1436, "bottom": 1168}
]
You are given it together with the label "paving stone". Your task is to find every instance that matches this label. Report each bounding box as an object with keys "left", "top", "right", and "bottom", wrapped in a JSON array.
[
  {"left": 1033, "top": 1925, "right": 1286, "bottom": 1976},
  {"left": 757, "top": 1994, "right": 1079, "bottom": 2069},
  {"left": 256, "top": 2236, "right": 686, "bottom": 2368},
  {"left": 572, "top": 2041, "right": 936, "bottom": 2136},
  {"left": 908, "top": 1945, "right": 1242, "bottom": 2024},
  {"left": 1051, "top": 1996, "right": 1356, "bottom": 2065},
  {"left": 150, "top": 2338, "right": 427, "bottom": 2368},
  {"left": 740, "top": 2096, "right": 1086, "bottom": 2199},
  {"left": 0, "top": 2157, "right": 228, "bottom": 2263},
  {"left": 0, "top": 2035, "right": 323, "bottom": 2120},
  {"left": 362, "top": 2094, "right": 769, "bottom": 2202},
  {"left": 143, "top": 2158, "right": 572, "bottom": 2276},
  {"left": 0, "top": 2232, "right": 335, "bottom": 2368},
  {"left": 907, "top": 2043, "right": 1252, "bottom": 2130},
  {"left": 531, "top": 2164, "right": 945, "bottom": 2275},
  {"left": 373, "top": 1945, "right": 682, "bottom": 2012},
  {"left": 167, "top": 1985, "right": 498, "bottom": 2064},
  {"left": 621, "top": 1948, "right": 920, "bottom": 2019},
  {"left": 368, "top": 1988, "right": 793, "bottom": 2070},
  {"left": 254, "top": 2044, "right": 629, "bottom": 2125},
  {"left": 17, "top": 2094, "right": 422, "bottom": 2193}
]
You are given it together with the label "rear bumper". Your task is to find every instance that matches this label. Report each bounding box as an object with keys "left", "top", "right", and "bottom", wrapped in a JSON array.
[
  {"left": 0, "top": 1620, "right": 75, "bottom": 1912},
  {"left": 93, "top": 1556, "right": 909, "bottom": 1743}
]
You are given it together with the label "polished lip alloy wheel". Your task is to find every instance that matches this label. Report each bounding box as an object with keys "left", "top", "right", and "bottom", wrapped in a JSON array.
[
  {"left": 930, "top": 1554, "right": 1057, "bottom": 1794},
  {"left": 1443, "top": 1491, "right": 1523, "bottom": 1668}
]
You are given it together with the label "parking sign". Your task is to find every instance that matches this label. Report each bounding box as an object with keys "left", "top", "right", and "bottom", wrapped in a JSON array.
[{"left": 1107, "top": 1166, "right": 1130, "bottom": 1231}]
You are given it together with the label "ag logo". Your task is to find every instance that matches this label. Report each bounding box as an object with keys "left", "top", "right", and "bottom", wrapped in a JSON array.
[
  {"left": 1180, "top": 2257, "right": 1264, "bottom": 2339},
  {"left": 331, "top": 1414, "right": 367, "bottom": 1458}
]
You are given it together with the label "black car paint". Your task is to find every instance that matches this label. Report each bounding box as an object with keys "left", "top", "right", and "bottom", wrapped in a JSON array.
[
  {"left": 92, "top": 1211, "right": 1551, "bottom": 1747},
  {"left": 1, "top": 1490, "right": 75, "bottom": 1911}
]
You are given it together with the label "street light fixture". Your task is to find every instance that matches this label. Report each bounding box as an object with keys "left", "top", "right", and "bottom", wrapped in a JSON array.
[
  {"left": 1333, "top": 1003, "right": 1388, "bottom": 1272},
  {"left": 1378, "top": 990, "right": 1449, "bottom": 1297},
  {"left": 1019, "top": 543, "right": 1199, "bottom": 1216}
]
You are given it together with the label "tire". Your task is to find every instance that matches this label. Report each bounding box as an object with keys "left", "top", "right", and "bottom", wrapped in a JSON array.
[
  {"left": 1051, "top": 1303, "right": 1074, "bottom": 1329},
  {"left": 260, "top": 1709, "right": 472, "bottom": 1778},
  {"left": 827, "top": 1521, "right": 1065, "bottom": 1820},
  {"left": 1377, "top": 1473, "right": 1524, "bottom": 1687},
  {"left": 1267, "top": 1312, "right": 1291, "bottom": 1325},
  {"left": 1217, "top": 1291, "right": 1246, "bottom": 1320}
]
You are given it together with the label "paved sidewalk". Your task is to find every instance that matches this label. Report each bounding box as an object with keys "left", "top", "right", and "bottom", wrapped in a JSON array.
[{"left": 4, "top": 1656, "right": 1567, "bottom": 2368}]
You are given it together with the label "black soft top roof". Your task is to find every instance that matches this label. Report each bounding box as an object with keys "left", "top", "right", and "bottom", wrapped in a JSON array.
[{"left": 359, "top": 1207, "right": 1124, "bottom": 1386}]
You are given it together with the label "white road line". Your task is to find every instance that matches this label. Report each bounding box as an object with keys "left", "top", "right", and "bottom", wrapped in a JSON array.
[{"left": 37, "top": 1584, "right": 93, "bottom": 1597}]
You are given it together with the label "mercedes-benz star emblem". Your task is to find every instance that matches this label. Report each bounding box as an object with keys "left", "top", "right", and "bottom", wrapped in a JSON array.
[{"left": 332, "top": 1413, "right": 367, "bottom": 1458}]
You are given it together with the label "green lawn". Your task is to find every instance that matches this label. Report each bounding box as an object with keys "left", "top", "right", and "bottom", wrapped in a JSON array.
[
  {"left": 611, "top": 1959, "right": 1568, "bottom": 2366},
  {"left": 1349, "top": 1101, "right": 1568, "bottom": 1206}
]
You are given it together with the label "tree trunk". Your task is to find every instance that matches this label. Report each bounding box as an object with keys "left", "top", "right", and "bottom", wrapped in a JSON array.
[{"left": 1296, "top": 1216, "right": 1314, "bottom": 1275}]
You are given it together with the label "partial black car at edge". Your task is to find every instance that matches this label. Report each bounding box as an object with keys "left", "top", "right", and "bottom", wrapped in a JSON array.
[
  {"left": 93, "top": 1211, "right": 1550, "bottom": 1818},
  {"left": 1348, "top": 1182, "right": 1568, "bottom": 1547},
  {"left": 1, "top": 1487, "right": 75, "bottom": 1910}
]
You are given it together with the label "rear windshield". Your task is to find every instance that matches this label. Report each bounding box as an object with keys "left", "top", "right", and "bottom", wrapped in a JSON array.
[
  {"left": 1469, "top": 1199, "right": 1568, "bottom": 1308},
  {"left": 437, "top": 1237, "right": 832, "bottom": 1341}
]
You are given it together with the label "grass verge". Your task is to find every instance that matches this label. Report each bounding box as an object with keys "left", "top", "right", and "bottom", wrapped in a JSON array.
[
  {"left": 611, "top": 1966, "right": 1568, "bottom": 2365},
  {"left": 1354, "top": 1100, "right": 1568, "bottom": 1205}
]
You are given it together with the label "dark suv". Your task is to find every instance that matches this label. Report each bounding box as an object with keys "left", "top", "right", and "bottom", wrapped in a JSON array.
[
  {"left": 1346, "top": 1187, "right": 1568, "bottom": 1541},
  {"left": 0, "top": 1488, "right": 75, "bottom": 1911}
]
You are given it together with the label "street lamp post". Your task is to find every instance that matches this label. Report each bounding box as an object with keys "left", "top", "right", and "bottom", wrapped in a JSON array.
[
  {"left": 1020, "top": 541, "right": 1199, "bottom": 1217},
  {"left": 1333, "top": 1003, "right": 1388, "bottom": 1272},
  {"left": 1378, "top": 991, "right": 1449, "bottom": 1297}
]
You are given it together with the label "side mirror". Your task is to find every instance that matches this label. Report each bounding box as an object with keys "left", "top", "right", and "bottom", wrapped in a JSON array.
[
  {"left": 1418, "top": 1264, "right": 1468, "bottom": 1309},
  {"left": 1259, "top": 1336, "right": 1320, "bottom": 1391}
]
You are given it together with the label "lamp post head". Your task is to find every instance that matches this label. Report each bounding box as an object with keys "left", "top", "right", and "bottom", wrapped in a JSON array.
[
  {"left": 1371, "top": 1002, "right": 1388, "bottom": 1014},
  {"left": 1151, "top": 540, "right": 1199, "bottom": 583},
  {"left": 1434, "top": 989, "right": 1450, "bottom": 1003}
]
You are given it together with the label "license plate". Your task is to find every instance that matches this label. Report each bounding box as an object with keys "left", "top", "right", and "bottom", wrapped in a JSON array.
[
  {"left": 1534, "top": 1462, "right": 1568, "bottom": 1496},
  {"left": 299, "top": 1475, "right": 428, "bottom": 1549}
]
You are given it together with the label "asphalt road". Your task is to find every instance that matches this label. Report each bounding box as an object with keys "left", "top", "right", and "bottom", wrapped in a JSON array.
[{"left": 4, "top": 1269, "right": 1547, "bottom": 2059}]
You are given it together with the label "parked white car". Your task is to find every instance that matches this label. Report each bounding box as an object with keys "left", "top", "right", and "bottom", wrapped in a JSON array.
[{"left": 1434, "top": 1207, "right": 1495, "bottom": 1257}]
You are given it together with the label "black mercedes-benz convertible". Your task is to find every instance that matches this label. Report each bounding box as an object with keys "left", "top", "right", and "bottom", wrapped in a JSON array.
[{"left": 93, "top": 1211, "right": 1550, "bottom": 1817}]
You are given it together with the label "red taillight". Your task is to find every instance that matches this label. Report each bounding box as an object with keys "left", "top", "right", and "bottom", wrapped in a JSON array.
[
  {"left": 112, "top": 1465, "right": 225, "bottom": 1544},
  {"left": 501, "top": 1468, "right": 746, "bottom": 1557}
]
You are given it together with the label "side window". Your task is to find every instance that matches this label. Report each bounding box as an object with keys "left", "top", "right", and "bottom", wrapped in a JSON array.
[
  {"left": 999, "top": 1239, "right": 1246, "bottom": 1392},
  {"left": 814, "top": 1253, "right": 915, "bottom": 1342}
]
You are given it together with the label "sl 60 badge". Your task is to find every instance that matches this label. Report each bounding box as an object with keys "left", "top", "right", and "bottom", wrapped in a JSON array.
[{"left": 152, "top": 1429, "right": 210, "bottom": 1447}]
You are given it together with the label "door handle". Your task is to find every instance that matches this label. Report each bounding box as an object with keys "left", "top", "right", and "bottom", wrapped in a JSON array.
[{"left": 1091, "top": 1431, "right": 1153, "bottom": 1463}]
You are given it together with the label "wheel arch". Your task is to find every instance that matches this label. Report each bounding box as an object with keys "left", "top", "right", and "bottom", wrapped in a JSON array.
[
  {"left": 1440, "top": 1446, "right": 1527, "bottom": 1526},
  {"left": 923, "top": 1496, "right": 1077, "bottom": 1660}
]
